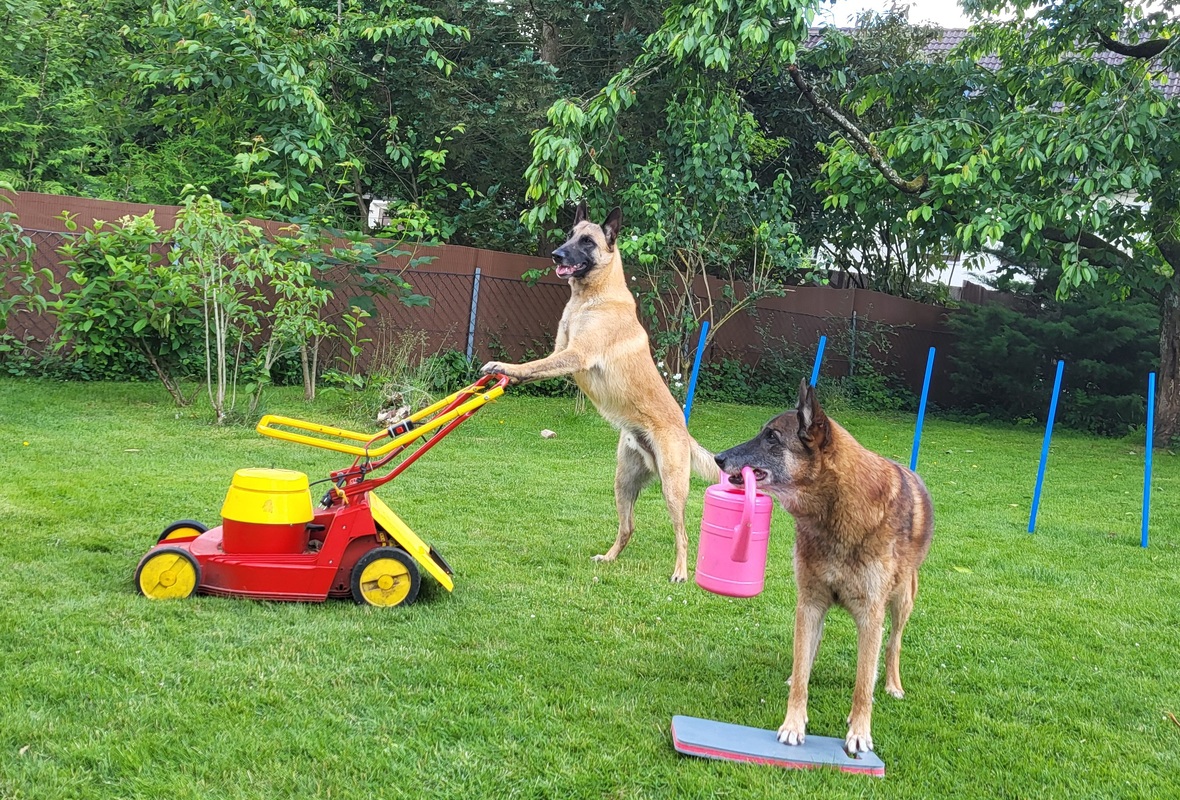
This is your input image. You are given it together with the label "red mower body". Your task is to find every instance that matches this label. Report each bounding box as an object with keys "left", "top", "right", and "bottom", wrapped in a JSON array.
[{"left": 148, "top": 500, "right": 386, "bottom": 602}]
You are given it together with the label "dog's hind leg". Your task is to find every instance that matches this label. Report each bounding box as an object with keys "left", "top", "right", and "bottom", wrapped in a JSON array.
[
  {"left": 885, "top": 571, "right": 918, "bottom": 699},
  {"left": 593, "top": 433, "right": 654, "bottom": 566},
  {"left": 654, "top": 437, "right": 693, "bottom": 583}
]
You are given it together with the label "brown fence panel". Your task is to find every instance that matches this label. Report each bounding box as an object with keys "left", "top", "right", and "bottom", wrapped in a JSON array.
[
  {"left": 6, "top": 229, "right": 67, "bottom": 343},
  {"left": 3, "top": 191, "right": 969, "bottom": 403},
  {"left": 849, "top": 290, "right": 957, "bottom": 403}
]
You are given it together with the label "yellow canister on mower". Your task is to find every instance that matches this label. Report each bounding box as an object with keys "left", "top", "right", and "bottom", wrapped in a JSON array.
[{"left": 220, "top": 468, "right": 314, "bottom": 554}]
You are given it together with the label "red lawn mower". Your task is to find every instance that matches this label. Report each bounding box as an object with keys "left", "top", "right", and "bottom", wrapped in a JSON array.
[{"left": 134, "top": 374, "right": 510, "bottom": 608}]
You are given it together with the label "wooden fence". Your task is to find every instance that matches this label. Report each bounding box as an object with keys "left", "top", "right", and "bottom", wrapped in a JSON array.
[{"left": 3, "top": 191, "right": 958, "bottom": 402}]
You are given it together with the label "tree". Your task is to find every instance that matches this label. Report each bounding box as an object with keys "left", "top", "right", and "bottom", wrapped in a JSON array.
[
  {"left": 946, "top": 289, "right": 1159, "bottom": 436},
  {"left": 0, "top": 0, "right": 155, "bottom": 195},
  {"left": 792, "top": 1, "right": 1180, "bottom": 444},
  {"left": 0, "top": 0, "right": 677, "bottom": 247},
  {"left": 130, "top": 0, "right": 467, "bottom": 224},
  {"left": 171, "top": 194, "right": 270, "bottom": 423},
  {"left": 748, "top": 11, "right": 949, "bottom": 300},
  {"left": 372, "top": 0, "right": 667, "bottom": 251},
  {"left": 524, "top": 0, "right": 819, "bottom": 370}
]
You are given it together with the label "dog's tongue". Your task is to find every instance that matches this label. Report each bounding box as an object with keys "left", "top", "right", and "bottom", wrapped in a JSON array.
[{"left": 555, "top": 264, "right": 576, "bottom": 278}]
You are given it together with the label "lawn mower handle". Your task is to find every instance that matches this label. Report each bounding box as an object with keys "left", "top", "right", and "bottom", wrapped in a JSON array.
[{"left": 255, "top": 373, "right": 510, "bottom": 457}]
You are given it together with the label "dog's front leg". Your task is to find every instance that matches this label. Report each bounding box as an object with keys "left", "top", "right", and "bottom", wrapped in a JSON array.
[
  {"left": 845, "top": 606, "right": 887, "bottom": 754},
  {"left": 778, "top": 601, "right": 826, "bottom": 746},
  {"left": 481, "top": 348, "right": 585, "bottom": 384}
]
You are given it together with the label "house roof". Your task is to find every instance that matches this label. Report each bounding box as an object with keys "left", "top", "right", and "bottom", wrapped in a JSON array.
[{"left": 806, "top": 27, "right": 1180, "bottom": 100}]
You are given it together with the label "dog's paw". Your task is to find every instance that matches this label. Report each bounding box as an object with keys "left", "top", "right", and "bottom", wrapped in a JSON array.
[
  {"left": 777, "top": 714, "right": 807, "bottom": 746},
  {"left": 481, "top": 361, "right": 518, "bottom": 379},
  {"left": 590, "top": 553, "right": 616, "bottom": 563},
  {"left": 844, "top": 727, "right": 874, "bottom": 754},
  {"left": 885, "top": 684, "right": 905, "bottom": 699},
  {"left": 669, "top": 570, "right": 688, "bottom": 583}
]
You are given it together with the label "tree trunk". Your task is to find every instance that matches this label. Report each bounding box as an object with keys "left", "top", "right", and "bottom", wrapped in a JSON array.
[
  {"left": 301, "top": 343, "right": 315, "bottom": 402},
  {"left": 1156, "top": 272, "right": 1180, "bottom": 448},
  {"left": 139, "top": 344, "right": 190, "bottom": 407},
  {"left": 539, "top": 19, "right": 560, "bottom": 65}
]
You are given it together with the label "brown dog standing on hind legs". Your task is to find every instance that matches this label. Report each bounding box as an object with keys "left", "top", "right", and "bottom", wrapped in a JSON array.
[
  {"left": 714, "top": 379, "right": 933, "bottom": 754},
  {"left": 480, "top": 202, "right": 718, "bottom": 582}
]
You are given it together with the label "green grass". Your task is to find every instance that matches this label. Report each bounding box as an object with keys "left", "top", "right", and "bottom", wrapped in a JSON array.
[{"left": 1, "top": 378, "right": 1178, "bottom": 799}]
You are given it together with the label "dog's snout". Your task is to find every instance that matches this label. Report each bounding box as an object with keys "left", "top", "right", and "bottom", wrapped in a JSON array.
[
  {"left": 551, "top": 246, "right": 568, "bottom": 264},
  {"left": 714, "top": 450, "right": 731, "bottom": 471}
]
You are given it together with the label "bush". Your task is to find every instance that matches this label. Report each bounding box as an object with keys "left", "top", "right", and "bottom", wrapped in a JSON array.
[
  {"left": 698, "top": 323, "right": 916, "bottom": 414},
  {"left": 0, "top": 333, "right": 159, "bottom": 381},
  {"left": 946, "top": 292, "right": 1157, "bottom": 436},
  {"left": 825, "top": 369, "right": 916, "bottom": 414},
  {"left": 50, "top": 211, "right": 204, "bottom": 401}
]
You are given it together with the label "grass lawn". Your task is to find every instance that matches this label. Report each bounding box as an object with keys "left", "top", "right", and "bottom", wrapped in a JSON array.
[{"left": 1, "top": 378, "right": 1178, "bottom": 799}]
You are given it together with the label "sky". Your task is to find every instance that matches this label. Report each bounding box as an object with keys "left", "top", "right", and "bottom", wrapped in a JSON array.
[{"left": 818, "top": 0, "right": 975, "bottom": 29}]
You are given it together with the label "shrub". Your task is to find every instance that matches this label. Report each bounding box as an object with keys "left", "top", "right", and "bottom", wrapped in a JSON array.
[
  {"left": 50, "top": 211, "right": 204, "bottom": 401},
  {"left": 946, "top": 292, "right": 1157, "bottom": 436},
  {"left": 698, "top": 322, "right": 915, "bottom": 414},
  {"left": 1, "top": 189, "right": 54, "bottom": 328}
]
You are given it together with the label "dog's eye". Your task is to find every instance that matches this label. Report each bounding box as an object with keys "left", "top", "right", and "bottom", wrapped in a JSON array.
[
  {"left": 579, "top": 235, "right": 592, "bottom": 245},
  {"left": 764, "top": 428, "right": 782, "bottom": 445}
]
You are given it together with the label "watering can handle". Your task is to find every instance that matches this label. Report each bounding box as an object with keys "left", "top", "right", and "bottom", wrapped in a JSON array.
[{"left": 731, "top": 466, "right": 757, "bottom": 563}]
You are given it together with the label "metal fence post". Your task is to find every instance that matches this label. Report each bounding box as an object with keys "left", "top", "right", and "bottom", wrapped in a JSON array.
[
  {"left": 466, "top": 267, "right": 482, "bottom": 363},
  {"left": 849, "top": 311, "right": 858, "bottom": 376}
]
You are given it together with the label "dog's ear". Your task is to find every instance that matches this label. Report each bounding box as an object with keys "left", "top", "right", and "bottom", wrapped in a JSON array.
[
  {"left": 796, "top": 378, "right": 828, "bottom": 446},
  {"left": 573, "top": 200, "right": 588, "bottom": 227},
  {"left": 602, "top": 207, "right": 623, "bottom": 249}
]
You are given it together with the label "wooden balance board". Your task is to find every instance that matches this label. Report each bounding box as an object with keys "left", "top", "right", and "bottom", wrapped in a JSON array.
[{"left": 671, "top": 715, "right": 885, "bottom": 777}]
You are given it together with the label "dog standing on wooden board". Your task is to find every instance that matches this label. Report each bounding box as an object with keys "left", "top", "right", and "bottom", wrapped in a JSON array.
[
  {"left": 481, "top": 202, "right": 718, "bottom": 582},
  {"left": 715, "top": 379, "right": 933, "bottom": 754}
]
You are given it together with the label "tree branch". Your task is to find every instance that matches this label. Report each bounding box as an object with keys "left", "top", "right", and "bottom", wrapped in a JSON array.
[
  {"left": 787, "top": 64, "right": 928, "bottom": 194},
  {"left": 1041, "top": 226, "right": 1134, "bottom": 266},
  {"left": 1091, "top": 28, "right": 1175, "bottom": 60}
]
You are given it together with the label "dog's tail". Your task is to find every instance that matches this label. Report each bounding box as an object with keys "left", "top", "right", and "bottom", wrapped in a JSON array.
[{"left": 691, "top": 438, "right": 721, "bottom": 483}]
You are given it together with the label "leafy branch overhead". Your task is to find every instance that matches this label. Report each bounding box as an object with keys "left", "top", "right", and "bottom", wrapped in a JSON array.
[
  {"left": 523, "top": 0, "right": 816, "bottom": 229},
  {"left": 786, "top": 64, "right": 927, "bottom": 195},
  {"left": 127, "top": 0, "right": 468, "bottom": 216}
]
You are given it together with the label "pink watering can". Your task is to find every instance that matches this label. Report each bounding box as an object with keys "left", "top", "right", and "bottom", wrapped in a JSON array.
[{"left": 695, "top": 466, "right": 774, "bottom": 598}]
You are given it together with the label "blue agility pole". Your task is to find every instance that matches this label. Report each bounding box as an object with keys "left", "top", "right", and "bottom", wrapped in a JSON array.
[
  {"left": 909, "top": 347, "right": 937, "bottom": 472},
  {"left": 810, "top": 335, "right": 827, "bottom": 387},
  {"left": 1142, "top": 372, "right": 1156, "bottom": 548},
  {"left": 1028, "top": 360, "right": 1066, "bottom": 533},
  {"left": 683, "top": 320, "right": 710, "bottom": 424}
]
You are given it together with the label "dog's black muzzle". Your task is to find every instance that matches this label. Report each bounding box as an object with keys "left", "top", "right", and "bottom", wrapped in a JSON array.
[
  {"left": 715, "top": 445, "right": 770, "bottom": 486},
  {"left": 550, "top": 244, "right": 593, "bottom": 280}
]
